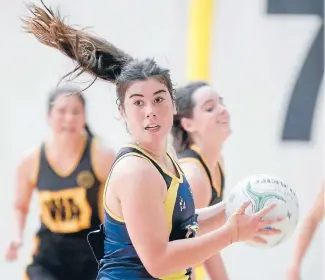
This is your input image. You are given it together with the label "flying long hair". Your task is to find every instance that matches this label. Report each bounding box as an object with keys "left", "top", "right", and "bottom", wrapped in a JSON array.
[{"left": 22, "top": 0, "right": 133, "bottom": 86}]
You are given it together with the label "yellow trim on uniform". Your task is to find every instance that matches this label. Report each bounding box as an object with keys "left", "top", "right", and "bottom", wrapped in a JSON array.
[
  {"left": 103, "top": 152, "right": 151, "bottom": 223},
  {"left": 125, "top": 144, "right": 183, "bottom": 183},
  {"left": 98, "top": 182, "right": 105, "bottom": 223},
  {"left": 161, "top": 272, "right": 189, "bottom": 280},
  {"left": 30, "top": 146, "right": 41, "bottom": 187},
  {"left": 161, "top": 179, "right": 190, "bottom": 280},
  {"left": 105, "top": 205, "right": 125, "bottom": 223},
  {"left": 23, "top": 272, "right": 30, "bottom": 280},
  {"left": 163, "top": 179, "right": 179, "bottom": 235},
  {"left": 179, "top": 158, "right": 207, "bottom": 176},
  {"left": 216, "top": 162, "right": 224, "bottom": 197},
  {"left": 218, "top": 160, "right": 225, "bottom": 176},
  {"left": 179, "top": 158, "right": 207, "bottom": 280},
  {"left": 90, "top": 136, "right": 107, "bottom": 183},
  {"left": 186, "top": 0, "right": 214, "bottom": 81},
  {"left": 103, "top": 145, "right": 190, "bottom": 280},
  {"left": 189, "top": 145, "right": 222, "bottom": 197},
  {"left": 194, "top": 264, "right": 206, "bottom": 280},
  {"left": 90, "top": 137, "right": 106, "bottom": 222},
  {"left": 44, "top": 134, "right": 88, "bottom": 178}
]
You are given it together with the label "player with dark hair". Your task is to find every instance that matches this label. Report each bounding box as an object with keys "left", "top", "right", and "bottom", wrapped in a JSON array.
[
  {"left": 21, "top": 2, "right": 283, "bottom": 279},
  {"left": 5, "top": 86, "right": 115, "bottom": 280},
  {"left": 172, "top": 82, "right": 230, "bottom": 279}
]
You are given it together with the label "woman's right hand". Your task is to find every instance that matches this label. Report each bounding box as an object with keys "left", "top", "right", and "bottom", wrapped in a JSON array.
[
  {"left": 226, "top": 201, "right": 283, "bottom": 244},
  {"left": 5, "top": 240, "right": 22, "bottom": 261}
]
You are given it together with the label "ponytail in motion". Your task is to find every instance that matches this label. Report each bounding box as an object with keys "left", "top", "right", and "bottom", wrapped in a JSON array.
[
  {"left": 22, "top": 1, "right": 175, "bottom": 106},
  {"left": 22, "top": 0, "right": 132, "bottom": 84}
]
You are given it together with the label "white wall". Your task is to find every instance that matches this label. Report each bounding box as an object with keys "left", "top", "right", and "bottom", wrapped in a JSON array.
[
  {"left": 213, "top": 1, "right": 323, "bottom": 280},
  {"left": 0, "top": 0, "right": 323, "bottom": 279}
]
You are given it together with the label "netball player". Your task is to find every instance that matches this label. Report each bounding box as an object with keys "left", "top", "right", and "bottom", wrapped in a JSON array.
[
  {"left": 172, "top": 82, "right": 230, "bottom": 279},
  {"left": 286, "top": 184, "right": 324, "bottom": 280},
  {"left": 22, "top": 2, "right": 283, "bottom": 279},
  {"left": 5, "top": 86, "right": 115, "bottom": 280}
]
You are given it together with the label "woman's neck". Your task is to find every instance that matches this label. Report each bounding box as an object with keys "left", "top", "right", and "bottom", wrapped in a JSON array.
[
  {"left": 191, "top": 139, "right": 222, "bottom": 167},
  {"left": 134, "top": 139, "right": 168, "bottom": 163},
  {"left": 47, "top": 133, "right": 86, "bottom": 157}
]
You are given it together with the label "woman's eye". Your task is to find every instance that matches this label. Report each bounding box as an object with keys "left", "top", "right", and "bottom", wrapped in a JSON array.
[
  {"left": 155, "top": 97, "right": 164, "bottom": 103},
  {"left": 134, "top": 100, "right": 144, "bottom": 106}
]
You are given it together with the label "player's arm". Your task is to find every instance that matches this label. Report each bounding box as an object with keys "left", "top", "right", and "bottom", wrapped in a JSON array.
[
  {"left": 6, "top": 148, "right": 39, "bottom": 260},
  {"left": 91, "top": 137, "right": 116, "bottom": 182},
  {"left": 180, "top": 161, "right": 225, "bottom": 234},
  {"left": 91, "top": 138, "right": 116, "bottom": 222},
  {"left": 111, "top": 156, "right": 232, "bottom": 278},
  {"left": 181, "top": 160, "right": 229, "bottom": 280},
  {"left": 203, "top": 254, "right": 228, "bottom": 280},
  {"left": 180, "top": 161, "right": 211, "bottom": 209},
  {"left": 289, "top": 185, "right": 324, "bottom": 272}
]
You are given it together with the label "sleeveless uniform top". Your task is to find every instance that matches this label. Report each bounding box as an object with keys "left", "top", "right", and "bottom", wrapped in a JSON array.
[
  {"left": 178, "top": 145, "right": 225, "bottom": 280},
  {"left": 88, "top": 144, "right": 199, "bottom": 280},
  {"left": 178, "top": 145, "right": 225, "bottom": 206},
  {"left": 36, "top": 135, "right": 103, "bottom": 237}
]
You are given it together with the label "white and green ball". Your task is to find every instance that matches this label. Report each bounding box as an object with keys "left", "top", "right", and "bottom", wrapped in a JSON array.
[{"left": 225, "top": 174, "right": 299, "bottom": 247}]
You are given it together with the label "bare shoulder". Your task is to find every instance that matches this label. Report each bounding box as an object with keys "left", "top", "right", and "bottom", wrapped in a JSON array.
[
  {"left": 179, "top": 159, "right": 211, "bottom": 207},
  {"left": 92, "top": 136, "right": 116, "bottom": 159},
  {"left": 17, "top": 145, "right": 41, "bottom": 184},
  {"left": 111, "top": 155, "right": 166, "bottom": 200},
  {"left": 91, "top": 136, "right": 116, "bottom": 181},
  {"left": 180, "top": 160, "right": 208, "bottom": 184}
]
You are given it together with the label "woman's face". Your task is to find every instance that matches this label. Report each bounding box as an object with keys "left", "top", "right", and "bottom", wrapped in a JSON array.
[
  {"left": 184, "top": 86, "right": 231, "bottom": 146},
  {"left": 48, "top": 93, "right": 86, "bottom": 139},
  {"left": 121, "top": 78, "right": 175, "bottom": 148}
]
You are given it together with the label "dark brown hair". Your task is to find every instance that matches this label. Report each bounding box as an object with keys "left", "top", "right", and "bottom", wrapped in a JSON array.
[
  {"left": 22, "top": 1, "right": 174, "bottom": 108},
  {"left": 172, "top": 81, "right": 208, "bottom": 153}
]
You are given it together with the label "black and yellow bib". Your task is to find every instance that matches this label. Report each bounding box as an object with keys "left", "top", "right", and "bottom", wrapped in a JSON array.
[
  {"left": 94, "top": 144, "right": 198, "bottom": 280},
  {"left": 36, "top": 135, "right": 102, "bottom": 236},
  {"left": 178, "top": 145, "right": 225, "bottom": 206}
]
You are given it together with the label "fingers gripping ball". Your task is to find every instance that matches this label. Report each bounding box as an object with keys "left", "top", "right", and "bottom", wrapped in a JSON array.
[{"left": 225, "top": 174, "right": 299, "bottom": 247}]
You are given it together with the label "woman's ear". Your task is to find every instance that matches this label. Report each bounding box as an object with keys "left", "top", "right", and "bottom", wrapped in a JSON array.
[
  {"left": 173, "top": 104, "right": 177, "bottom": 115},
  {"left": 118, "top": 104, "right": 125, "bottom": 119},
  {"left": 180, "top": 117, "right": 195, "bottom": 133}
]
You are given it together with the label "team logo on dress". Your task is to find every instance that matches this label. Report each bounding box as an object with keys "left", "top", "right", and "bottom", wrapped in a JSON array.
[
  {"left": 77, "top": 170, "right": 95, "bottom": 189},
  {"left": 179, "top": 196, "right": 186, "bottom": 212}
]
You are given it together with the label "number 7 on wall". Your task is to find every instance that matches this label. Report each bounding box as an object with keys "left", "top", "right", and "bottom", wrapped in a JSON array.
[{"left": 267, "top": 0, "right": 324, "bottom": 142}]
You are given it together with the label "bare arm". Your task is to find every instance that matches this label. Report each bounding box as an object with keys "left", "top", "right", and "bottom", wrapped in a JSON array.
[
  {"left": 203, "top": 254, "right": 228, "bottom": 280},
  {"left": 181, "top": 160, "right": 228, "bottom": 279},
  {"left": 290, "top": 185, "right": 324, "bottom": 269},
  {"left": 91, "top": 137, "right": 115, "bottom": 222},
  {"left": 91, "top": 137, "right": 116, "bottom": 182},
  {"left": 181, "top": 161, "right": 226, "bottom": 235},
  {"left": 180, "top": 162, "right": 211, "bottom": 209},
  {"left": 7, "top": 148, "right": 39, "bottom": 259},
  {"left": 110, "top": 156, "right": 232, "bottom": 277}
]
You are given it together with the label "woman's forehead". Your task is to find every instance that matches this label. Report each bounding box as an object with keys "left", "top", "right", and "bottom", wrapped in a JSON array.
[
  {"left": 125, "top": 78, "right": 168, "bottom": 98},
  {"left": 193, "top": 86, "right": 219, "bottom": 105},
  {"left": 51, "top": 93, "right": 84, "bottom": 108}
]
